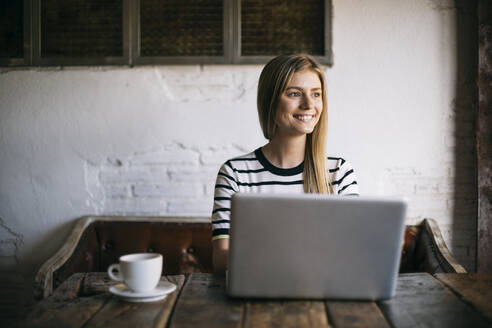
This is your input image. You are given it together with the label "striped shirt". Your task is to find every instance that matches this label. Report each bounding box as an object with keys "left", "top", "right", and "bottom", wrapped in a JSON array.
[{"left": 211, "top": 148, "right": 359, "bottom": 240}]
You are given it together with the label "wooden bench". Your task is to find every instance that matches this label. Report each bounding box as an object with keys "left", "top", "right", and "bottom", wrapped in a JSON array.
[{"left": 33, "top": 216, "right": 466, "bottom": 300}]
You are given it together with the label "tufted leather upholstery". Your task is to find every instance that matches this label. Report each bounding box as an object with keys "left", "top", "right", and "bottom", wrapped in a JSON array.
[
  {"left": 39, "top": 217, "right": 464, "bottom": 298},
  {"left": 52, "top": 221, "right": 212, "bottom": 291}
]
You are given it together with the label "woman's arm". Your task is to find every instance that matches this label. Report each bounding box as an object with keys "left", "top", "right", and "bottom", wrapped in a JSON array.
[
  {"left": 211, "top": 160, "right": 237, "bottom": 274},
  {"left": 330, "top": 157, "right": 359, "bottom": 195},
  {"left": 212, "top": 238, "right": 229, "bottom": 274}
]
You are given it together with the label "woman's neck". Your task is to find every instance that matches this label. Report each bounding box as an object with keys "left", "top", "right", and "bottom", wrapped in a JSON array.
[{"left": 262, "top": 134, "right": 306, "bottom": 168}]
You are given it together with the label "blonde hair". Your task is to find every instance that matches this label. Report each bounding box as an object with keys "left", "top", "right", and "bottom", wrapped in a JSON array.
[{"left": 257, "top": 54, "right": 333, "bottom": 194}]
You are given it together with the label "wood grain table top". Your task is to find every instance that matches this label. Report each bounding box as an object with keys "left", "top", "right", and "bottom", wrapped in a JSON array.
[{"left": 24, "top": 272, "right": 492, "bottom": 328}]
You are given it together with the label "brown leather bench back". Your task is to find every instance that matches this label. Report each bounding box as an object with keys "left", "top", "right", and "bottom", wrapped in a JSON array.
[
  {"left": 53, "top": 221, "right": 213, "bottom": 290},
  {"left": 51, "top": 220, "right": 456, "bottom": 291}
]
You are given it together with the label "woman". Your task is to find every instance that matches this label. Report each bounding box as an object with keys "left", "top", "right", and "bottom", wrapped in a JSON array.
[{"left": 211, "top": 54, "right": 359, "bottom": 273}]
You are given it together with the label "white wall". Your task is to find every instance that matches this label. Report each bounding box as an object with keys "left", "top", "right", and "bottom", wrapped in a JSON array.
[{"left": 0, "top": 0, "right": 477, "bottom": 321}]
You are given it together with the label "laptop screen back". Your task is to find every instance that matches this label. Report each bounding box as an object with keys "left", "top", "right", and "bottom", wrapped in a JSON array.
[{"left": 227, "top": 193, "right": 406, "bottom": 300}]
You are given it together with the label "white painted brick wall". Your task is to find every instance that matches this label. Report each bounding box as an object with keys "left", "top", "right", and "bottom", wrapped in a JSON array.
[
  {"left": 103, "top": 198, "right": 168, "bottom": 215},
  {"left": 100, "top": 166, "right": 169, "bottom": 184},
  {"left": 130, "top": 145, "right": 200, "bottom": 165},
  {"left": 104, "top": 185, "right": 130, "bottom": 198},
  {"left": 167, "top": 199, "right": 213, "bottom": 215},
  {"left": 133, "top": 183, "right": 203, "bottom": 197},
  {"left": 167, "top": 165, "right": 217, "bottom": 182},
  {"left": 85, "top": 143, "right": 245, "bottom": 217}
]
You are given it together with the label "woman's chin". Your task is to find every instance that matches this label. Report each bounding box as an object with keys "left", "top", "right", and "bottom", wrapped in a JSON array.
[
  {"left": 303, "top": 126, "right": 314, "bottom": 133},
  {"left": 276, "top": 124, "right": 315, "bottom": 137},
  {"left": 291, "top": 127, "right": 315, "bottom": 136},
  {"left": 296, "top": 124, "right": 315, "bottom": 134}
]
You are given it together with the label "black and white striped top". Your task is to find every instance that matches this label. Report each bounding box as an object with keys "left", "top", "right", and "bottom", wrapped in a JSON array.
[{"left": 211, "top": 148, "right": 359, "bottom": 240}]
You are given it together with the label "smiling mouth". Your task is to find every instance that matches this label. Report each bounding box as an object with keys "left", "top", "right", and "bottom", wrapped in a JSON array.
[{"left": 294, "top": 114, "right": 314, "bottom": 122}]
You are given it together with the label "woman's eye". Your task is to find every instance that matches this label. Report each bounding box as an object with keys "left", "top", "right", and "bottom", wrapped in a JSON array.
[
  {"left": 288, "top": 92, "right": 301, "bottom": 97},
  {"left": 313, "top": 92, "right": 321, "bottom": 98}
]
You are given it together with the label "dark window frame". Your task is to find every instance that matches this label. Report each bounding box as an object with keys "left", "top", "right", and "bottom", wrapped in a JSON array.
[
  {"left": 131, "top": 0, "right": 231, "bottom": 65},
  {"left": 0, "top": 0, "right": 32, "bottom": 66},
  {"left": 1, "top": 0, "right": 332, "bottom": 66},
  {"left": 31, "top": 0, "right": 131, "bottom": 66},
  {"left": 233, "top": 0, "right": 332, "bottom": 65}
]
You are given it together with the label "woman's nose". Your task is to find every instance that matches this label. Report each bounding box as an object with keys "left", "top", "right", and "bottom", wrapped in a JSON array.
[{"left": 301, "top": 95, "right": 314, "bottom": 109}]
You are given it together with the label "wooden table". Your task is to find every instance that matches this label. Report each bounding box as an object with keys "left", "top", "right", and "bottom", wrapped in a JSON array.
[{"left": 24, "top": 273, "right": 492, "bottom": 328}]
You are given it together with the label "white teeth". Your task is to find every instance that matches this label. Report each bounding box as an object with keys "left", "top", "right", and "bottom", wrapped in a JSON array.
[{"left": 294, "top": 115, "right": 313, "bottom": 122}]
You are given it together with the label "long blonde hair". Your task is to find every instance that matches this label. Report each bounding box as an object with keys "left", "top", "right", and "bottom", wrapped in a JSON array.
[{"left": 257, "top": 54, "right": 333, "bottom": 194}]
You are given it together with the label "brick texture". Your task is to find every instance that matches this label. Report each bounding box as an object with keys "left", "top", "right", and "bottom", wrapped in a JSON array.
[{"left": 85, "top": 144, "right": 245, "bottom": 217}]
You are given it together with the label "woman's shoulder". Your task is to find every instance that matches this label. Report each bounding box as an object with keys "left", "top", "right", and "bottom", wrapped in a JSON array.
[
  {"left": 227, "top": 150, "right": 257, "bottom": 162},
  {"left": 326, "top": 156, "right": 352, "bottom": 171},
  {"left": 218, "top": 149, "right": 259, "bottom": 170}
]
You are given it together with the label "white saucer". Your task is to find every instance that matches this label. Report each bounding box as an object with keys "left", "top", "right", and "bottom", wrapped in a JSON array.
[
  {"left": 109, "top": 280, "right": 177, "bottom": 303},
  {"left": 116, "top": 293, "right": 169, "bottom": 303}
]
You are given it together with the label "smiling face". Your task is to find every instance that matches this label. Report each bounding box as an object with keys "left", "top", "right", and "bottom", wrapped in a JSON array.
[{"left": 274, "top": 69, "right": 323, "bottom": 138}]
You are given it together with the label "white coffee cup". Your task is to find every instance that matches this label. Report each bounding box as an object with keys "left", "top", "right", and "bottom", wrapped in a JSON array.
[{"left": 107, "top": 253, "right": 163, "bottom": 292}]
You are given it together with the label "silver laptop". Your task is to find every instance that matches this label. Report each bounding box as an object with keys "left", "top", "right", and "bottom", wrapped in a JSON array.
[{"left": 227, "top": 193, "right": 407, "bottom": 300}]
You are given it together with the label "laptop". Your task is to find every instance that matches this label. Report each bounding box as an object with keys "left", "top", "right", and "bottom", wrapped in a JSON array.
[{"left": 227, "top": 193, "right": 407, "bottom": 300}]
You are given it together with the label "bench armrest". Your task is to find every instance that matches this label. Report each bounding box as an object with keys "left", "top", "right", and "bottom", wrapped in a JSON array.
[
  {"left": 34, "top": 216, "right": 95, "bottom": 300},
  {"left": 422, "top": 218, "right": 467, "bottom": 273}
]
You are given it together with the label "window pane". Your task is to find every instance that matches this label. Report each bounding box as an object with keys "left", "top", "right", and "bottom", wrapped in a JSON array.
[
  {"left": 0, "top": 0, "right": 24, "bottom": 58},
  {"left": 41, "top": 0, "right": 123, "bottom": 57},
  {"left": 241, "top": 0, "right": 324, "bottom": 56},
  {"left": 140, "top": 0, "right": 223, "bottom": 57}
]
